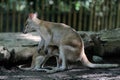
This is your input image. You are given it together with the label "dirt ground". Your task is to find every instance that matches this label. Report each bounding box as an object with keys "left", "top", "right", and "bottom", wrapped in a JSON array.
[
  {"left": 0, "top": 32, "right": 120, "bottom": 80},
  {"left": 0, "top": 62, "right": 120, "bottom": 80}
]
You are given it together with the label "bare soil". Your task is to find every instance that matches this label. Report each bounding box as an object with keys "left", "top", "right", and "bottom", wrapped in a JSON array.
[
  {"left": 0, "top": 61, "right": 120, "bottom": 80},
  {"left": 0, "top": 32, "right": 120, "bottom": 80}
]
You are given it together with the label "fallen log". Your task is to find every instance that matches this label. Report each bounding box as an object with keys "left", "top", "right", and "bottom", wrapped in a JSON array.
[
  {"left": 0, "top": 28, "right": 119, "bottom": 66},
  {"left": 78, "top": 28, "right": 120, "bottom": 57}
]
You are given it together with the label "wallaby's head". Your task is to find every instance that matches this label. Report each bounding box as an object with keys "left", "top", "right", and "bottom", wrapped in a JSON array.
[
  {"left": 0, "top": 46, "right": 10, "bottom": 61},
  {"left": 23, "top": 12, "right": 39, "bottom": 34}
]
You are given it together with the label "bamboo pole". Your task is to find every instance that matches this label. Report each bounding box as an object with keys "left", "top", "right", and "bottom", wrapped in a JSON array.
[
  {"left": 12, "top": 1, "right": 16, "bottom": 32},
  {"left": 18, "top": 12, "right": 21, "bottom": 32},
  {"left": 68, "top": 0, "right": 72, "bottom": 27},
  {"left": 108, "top": 0, "right": 112, "bottom": 29},
  {"left": 93, "top": 4, "right": 96, "bottom": 31},
  {"left": 105, "top": 1, "right": 109, "bottom": 30},
  {"left": 117, "top": 1, "right": 120, "bottom": 28},
  {"left": 16, "top": 0, "right": 21, "bottom": 32},
  {"left": 57, "top": 0, "right": 61, "bottom": 23},
  {"left": 113, "top": 1, "right": 117, "bottom": 29},
  {"left": 95, "top": 15, "right": 100, "bottom": 31},
  {"left": 0, "top": 13, "right": 3, "bottom": 32},
  {"left": 83, "top": 8, "right": 87, "bottom": 31},
  {"left": 23, "top": 0, "right": 28, "bottom": 29},
  {"left": 96, "top": 3, "right": 103, "bottom": 31},
  {"left": 78, "top": 5, "right": 83, "bottom": 31},
  {"left": 62, "top": 2, "right": 66, "bottom": 24},
  {"left": 45, "top": 5, "right": 49, "bottom": 21},
  {"left": 41, "top": 0, "right": 44, "bottom": 20},
  {"left": 89, "top": 5, "right": 94, "bottom": 31},
  {"left": 101, "top": 2, "right": 105, "bottom": 30},
  {"left": 0, "top": 13, "right": 1, "bottom": 32},
  {"left": 36, "top": 0, "right": 39, "bottom": 11},
  {"left": 6, "top": 1, "right": 9, "bottom": 32},
  {"left": 0, "top": 0, "right": 4, "bottom": 32},
  {"left": 51, "top": 4, "right": 55, "bottom": 22},
  {"left": 73, "top": 10, "right": 77, "bottom": 30}
]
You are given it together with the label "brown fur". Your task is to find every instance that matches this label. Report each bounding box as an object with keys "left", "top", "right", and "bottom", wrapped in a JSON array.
[
  {"left": 23, "top": 13, "right": 119, "bottom": 73},
  {"left": 0, "top": 46, "right": 59, "bottom": 70}
]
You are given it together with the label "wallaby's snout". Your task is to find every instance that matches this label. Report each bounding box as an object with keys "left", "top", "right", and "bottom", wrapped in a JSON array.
[{"left": 23, "top": 29, "right": 27, "bottom": 34}]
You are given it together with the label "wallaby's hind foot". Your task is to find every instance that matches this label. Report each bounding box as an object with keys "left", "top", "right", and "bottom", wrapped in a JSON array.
[{"left": 45, "top": 67, "right": 66, "bottom": 73}]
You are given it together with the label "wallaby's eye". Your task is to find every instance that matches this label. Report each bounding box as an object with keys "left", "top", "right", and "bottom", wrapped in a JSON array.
[{"left": 3, "top": 47, "right": 6, "bottom": 50}]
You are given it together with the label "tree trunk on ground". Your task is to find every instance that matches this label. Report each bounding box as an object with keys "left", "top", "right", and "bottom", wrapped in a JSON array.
[{"left": 0, "top": 28, "right": 119, "bottom": 64}]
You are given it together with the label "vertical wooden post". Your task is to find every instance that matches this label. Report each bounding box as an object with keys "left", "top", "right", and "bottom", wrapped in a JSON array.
[
  {"left": 73, "top": 10, "right": 77, "bottom": 30},
  {"left": 68, "top": 0, "right": 72, "bottom": 27},
  {"left": 36, "top": 0, "right": 39, "bottom": 11},
  {"left": 108, "top": 0, "right": 112, "bottom": 29},
  {"left": 18, "top": 13, "right": 21, "bottom": 32},
  {"left": 89, "top": 5, "right": 94, "bottom": 31},
  {"left": 0, "top": 0, "right": 3, "bottom": 32},
  {"left": 105, "top": 1, "right": 109, "bottom": 30},
  {"left": 16, "top": 1, "right": 21, "bottom": 32},
  {"left": 52, "top": 5, "right": 55, "bottom": 22},
  {"left": 83, "top": 8, "right": 88, "bottom": 31},
  {"left": 6, "top": 1, "right": 10, "bottom": 32},
  {"left": 101, "top": 2, "right": 105, "bottom": 30},
  {"left": 57, "top": 0, "right": 61, "bottom": 23},
  {"left": 61, "top": 2, "right": 66, "bottom": 24},
  {"left": 12, "top": 1, "right": 16, "bottom": 32},
  {"left": 117, "top": 0, "right": 120, "bottom": 28},
  {"left": 78, "top": 5, "right": 83, "bottom": 31},
  {"left": 93, "top": 3, "right": 96, "bottom": 31},
  {"left": 41, "top": 0, "right": 44, "bottom": 20},
  {"left": 45, "top": 5, "right": 49, "bottom": 21}
]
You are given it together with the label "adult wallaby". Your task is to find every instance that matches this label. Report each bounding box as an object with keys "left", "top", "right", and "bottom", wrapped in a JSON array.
[{"left": 23, "top": 12, "right": 119, "bottom": 73}]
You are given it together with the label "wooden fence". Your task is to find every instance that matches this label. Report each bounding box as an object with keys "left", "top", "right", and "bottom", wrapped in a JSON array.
[{"left": 0, "top": 0, "right": 120, "bottom": 32}]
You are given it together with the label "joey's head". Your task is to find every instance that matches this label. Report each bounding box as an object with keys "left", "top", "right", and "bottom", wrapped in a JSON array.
[
  {"left": 23, "top": 12, "right": 40, "bottom": 34},
  {"left": 0, "top": 46, "right": 10, "bottom": 61}
]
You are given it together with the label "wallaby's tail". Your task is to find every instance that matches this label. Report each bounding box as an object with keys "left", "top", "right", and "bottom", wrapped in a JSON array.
[
  {"left": 80, "top": 40, "right": 119, "bottom": 68},
  {"left": 18, "top": 65, "right": 33, "bottom": 70}
]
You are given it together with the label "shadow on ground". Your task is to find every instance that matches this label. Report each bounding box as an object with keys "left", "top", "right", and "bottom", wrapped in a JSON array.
[{"left": 0, "top": 64, "right": 120, "bottom": 80}]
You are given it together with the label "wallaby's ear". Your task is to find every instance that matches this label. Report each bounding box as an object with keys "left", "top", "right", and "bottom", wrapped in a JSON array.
[{"left": 34, "top": 12, "right": 38, "bottom": 18}]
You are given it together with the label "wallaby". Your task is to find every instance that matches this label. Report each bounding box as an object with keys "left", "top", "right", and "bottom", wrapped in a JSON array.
[
  {"left": 0, "top": 46, "right": 59, "bottom": 71},
  {"left": 23, "top": 13, "right": 119, "bottom": 73},
  {"left": 20, "top": 45, "right": 59, "bottom": 71},
  {"left": 0, "top": 46, "right": 34, "bottom": 69},
  {"left": 0, "top": 46, "right": 10, "bottom": 61}
]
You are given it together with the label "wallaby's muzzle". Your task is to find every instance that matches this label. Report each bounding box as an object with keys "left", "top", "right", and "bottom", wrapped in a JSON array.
[{"left": 23, "top": 29, "right": 27, "bottom": 34}]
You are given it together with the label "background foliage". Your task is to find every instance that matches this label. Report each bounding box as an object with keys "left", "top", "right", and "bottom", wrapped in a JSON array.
[{"left": 0, "top": 0, "right": 120, "bottom": 32}]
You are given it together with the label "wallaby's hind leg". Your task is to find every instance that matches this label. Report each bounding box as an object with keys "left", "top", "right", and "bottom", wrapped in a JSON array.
[
  {"left": 46, "top": 45, "right": 68, "bottom": 73},
  {"left": 18, "top": 55, "right": 47, "bottom": 71},
  {"left": 33, "top": 56, "right": 48, "bottom": 70},
  {"left": 56, "top": 56, "right": 61, "bottom": 68}
]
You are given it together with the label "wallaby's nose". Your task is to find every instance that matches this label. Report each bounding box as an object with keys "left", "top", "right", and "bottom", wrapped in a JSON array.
[{"left": 23, "top": 30, "right": 27, "bottom": 34}]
